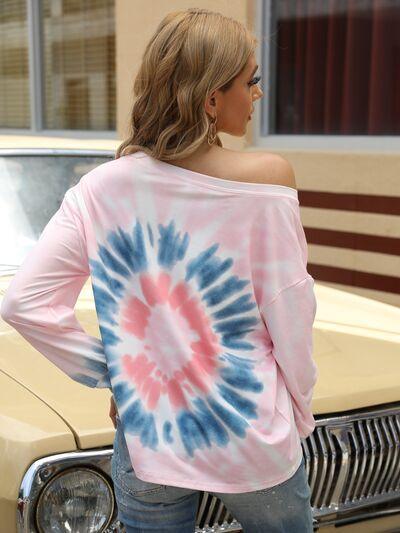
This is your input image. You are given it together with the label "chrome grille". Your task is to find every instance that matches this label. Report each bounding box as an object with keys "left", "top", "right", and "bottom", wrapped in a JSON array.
[
  {"left": 195, "top": 494, "right": 242, "bottom": 532},
  {"left": 302, "top": 404, "right": 400, "bottom": 524},
  {"left": 194, "top": 404, "right": 400, "bottom": 531},
  {"left": 109, "top": 404, "right": 400, "bottom": 532}
]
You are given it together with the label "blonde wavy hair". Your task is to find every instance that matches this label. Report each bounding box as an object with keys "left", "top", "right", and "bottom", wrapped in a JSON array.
[{"left": 115, "top": 7, "right": 258, "bottom": 161}]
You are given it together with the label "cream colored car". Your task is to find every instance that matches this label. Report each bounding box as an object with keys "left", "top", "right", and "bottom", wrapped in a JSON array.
[{"left": 1, "top": 136, "right": 400, "bottom": 533}]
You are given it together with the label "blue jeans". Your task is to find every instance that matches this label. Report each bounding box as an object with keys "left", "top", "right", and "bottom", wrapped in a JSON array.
[{"left": 111, "top": 417, "right": 313, "bottom": 532}]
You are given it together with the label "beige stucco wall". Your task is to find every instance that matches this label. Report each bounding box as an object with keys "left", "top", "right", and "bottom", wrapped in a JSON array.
[
  {"left": 270, "top": 150, "right": 400, "bottom": 307},
  {"left": 115, "top": 0, "right": 399, "bottom": 307}
]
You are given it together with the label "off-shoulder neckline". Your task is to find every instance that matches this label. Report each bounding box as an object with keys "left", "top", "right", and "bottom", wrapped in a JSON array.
[{"left": 132, "top": 151, "right": 299, "bottom": 200}]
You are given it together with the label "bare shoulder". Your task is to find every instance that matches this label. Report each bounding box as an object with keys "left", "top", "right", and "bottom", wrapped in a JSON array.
[
  {"left": 241, "top": 151, "right": 297, "bottom": 189},
  {"left": 181, "top": 147, "right": 297, "bottom": 188}
]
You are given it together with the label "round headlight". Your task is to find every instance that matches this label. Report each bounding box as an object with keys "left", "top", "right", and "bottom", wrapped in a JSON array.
[{"left": 35, "top": 467, "right": 114, "bottom": 533}]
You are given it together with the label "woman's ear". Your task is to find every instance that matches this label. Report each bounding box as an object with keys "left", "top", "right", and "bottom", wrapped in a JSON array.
[{"left": 205, "top": 91, "right": 218, "bottom": 117}]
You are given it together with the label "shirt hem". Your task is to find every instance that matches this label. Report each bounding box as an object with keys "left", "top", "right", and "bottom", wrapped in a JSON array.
[{"left": 132, "top": 449, "right": 304, "bottom": 494}]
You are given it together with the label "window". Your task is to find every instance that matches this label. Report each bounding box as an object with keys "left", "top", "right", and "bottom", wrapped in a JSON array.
[
  {"left": 257, "top": 0, "right": 400, "bottom": 150},
  {"left": 42, "top": 0, "right": 115, "bottom": 131},
  {"left": 0, "top": 0, "right": 30, "bottom": 128},
  {"left": 0, "top": 0, "right": 116, "bottom": 134}
]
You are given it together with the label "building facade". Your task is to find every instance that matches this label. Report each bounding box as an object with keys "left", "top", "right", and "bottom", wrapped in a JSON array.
[{"left": 1, "top": 0, "right": 399, "bottom": 306}]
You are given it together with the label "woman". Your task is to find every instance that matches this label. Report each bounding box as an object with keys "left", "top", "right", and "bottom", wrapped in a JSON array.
[{"left": 1, "top": 7, "right": 317, "bottom": 533}]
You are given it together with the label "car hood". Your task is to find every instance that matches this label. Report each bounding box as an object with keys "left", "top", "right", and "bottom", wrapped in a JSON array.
[
  {"left": 312, "top": 283, "right": 400, "bottom": 412},
  {"left": 1, "top": 277, "right": 400, "bottom": 447},
  {"left": 0, "top": 278, "right": 114, "bottom": 449}
]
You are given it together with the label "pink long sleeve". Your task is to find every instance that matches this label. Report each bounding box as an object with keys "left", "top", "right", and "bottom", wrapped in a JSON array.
[
  {"left": 0, "top": 185, "right": 110, "bottom": 389},
  {"left": 253, "top": 195, "right": 318, "bottom": 440},
  {"left": 262, "top": 276, "right": 318, "bottom": 439}
]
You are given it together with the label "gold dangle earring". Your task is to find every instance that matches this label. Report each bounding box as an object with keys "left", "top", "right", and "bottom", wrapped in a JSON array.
[{"left": 207, "top": 114, "right": 217, "bottom": 146}]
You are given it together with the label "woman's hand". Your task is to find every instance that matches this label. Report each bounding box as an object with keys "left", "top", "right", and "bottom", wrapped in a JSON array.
[{"left": 109, "top": 394, "right": 118, "bottom": 428}]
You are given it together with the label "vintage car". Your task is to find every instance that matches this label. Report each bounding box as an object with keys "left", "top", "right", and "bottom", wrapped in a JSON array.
[{"left": 1, "top": 135, "right": 400, "bottom": 533}]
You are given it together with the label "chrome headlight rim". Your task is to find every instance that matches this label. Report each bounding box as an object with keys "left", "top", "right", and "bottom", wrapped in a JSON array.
[
  {"left": 17, "top": 448, "right": 116, "bottom": 533},
  {"left": 35, "top": 465, "right": 115, "bottom": 533}
]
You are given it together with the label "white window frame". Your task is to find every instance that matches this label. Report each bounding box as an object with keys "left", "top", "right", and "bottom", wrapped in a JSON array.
[
  {"left": 0, "top": 0, "right": 117, "bottom": 138},
  {"left": 253, "top": 0, "right": 399, "bottom": 153}
]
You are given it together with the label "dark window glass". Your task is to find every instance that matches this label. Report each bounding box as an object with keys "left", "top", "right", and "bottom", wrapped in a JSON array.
[{"left": 271, "top": 0, "right": 400, "bottom": 135}]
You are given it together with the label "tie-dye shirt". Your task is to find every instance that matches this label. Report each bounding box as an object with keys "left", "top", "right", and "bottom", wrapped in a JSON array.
[{"left": 1, "top": 150, "right": 318, "bottom": 493}]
